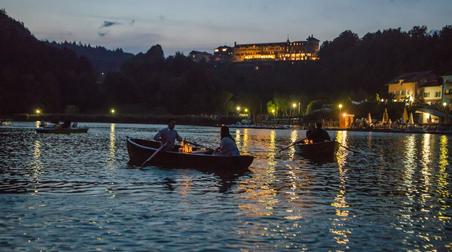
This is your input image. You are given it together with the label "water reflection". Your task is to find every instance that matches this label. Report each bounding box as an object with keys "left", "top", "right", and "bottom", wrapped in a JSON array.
[
  {"left": 239, "top": 129, "right": 278, "bottom": 217},
  {"left": 32, "top": 139, "right": 43, "bottom": 194},
  {"left": 420, "top": 134, "right": 432, "bottom": 208},
  {"left": 331, "top": 131, "right": 351, "bottom": 247},
  {"left": 437, "top": 135, "right": 449, "bottom": 223},
  {"left": 179, "top": 175, "right": 193, "bottom": 199},
  {"left": 107, "top": 123, "right": 116, "bottom": 168},
  {"left": 288, "top": 129, "right": 298, "bottom": 159},
  {"left": 235, "top": 129, "right": 240, "bottom": 148}
]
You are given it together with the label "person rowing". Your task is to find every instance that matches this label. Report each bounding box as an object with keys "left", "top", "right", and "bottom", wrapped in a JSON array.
[
  {"left": 214, "top": 126, "right": 240, "bottom": 157},
  {"left": 154, "top": 119, "right": 183, "bottom": 151},
  {"left": 308, "top": 121, "right": 331, "bottom": 143},
  {"left": 280, "top": 121, "right": 331, "bottom": 151}
]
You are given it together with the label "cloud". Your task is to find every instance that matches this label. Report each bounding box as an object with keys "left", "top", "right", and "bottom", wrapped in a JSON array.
[
  {"left": 98, "top": 31, "right": 109, "bottom": 37},
  {"left": 100, "top": 20, "right": 121, "bottom": 28}
]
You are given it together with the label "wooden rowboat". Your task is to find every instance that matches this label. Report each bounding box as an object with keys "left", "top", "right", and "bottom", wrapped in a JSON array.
[
  {"left": 295, "top": 141, "right": 339, "bottom": 159},
  {"left": 127, "top": 138, "right": 254, "bottom": 172},
  {"left": 35, "top": 127, "right": 89, "bottom": 134}
]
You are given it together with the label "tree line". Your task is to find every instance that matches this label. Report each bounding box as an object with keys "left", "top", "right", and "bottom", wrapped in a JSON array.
[{"left": 1, "top": 9, "right": 451, "bottom": 117}]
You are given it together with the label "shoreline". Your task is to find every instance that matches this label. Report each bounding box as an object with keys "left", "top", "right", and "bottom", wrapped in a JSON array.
[{"left": 2, "top": 114, "right": 452, "bottom": 135}]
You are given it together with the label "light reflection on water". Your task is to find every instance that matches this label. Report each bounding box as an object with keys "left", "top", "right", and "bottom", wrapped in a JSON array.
[
  {"left": 330, "top": 130, "right": 351, "bottom": 247},
  {"left": 0, "top": 123, "right": 451, "bottom": 251}
]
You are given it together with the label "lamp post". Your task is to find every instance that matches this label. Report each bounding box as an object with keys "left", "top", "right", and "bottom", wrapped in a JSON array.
[
  {"left": 443, "top": 102, "right": 449, "bottom": 124},
  {"left": 35, "top": 109, "right": 42, "bottom": 115},
  {"left": 292, "top": 103, "right": 297, "bottom": 117},
  {"left": 298, "top": 101, "right": 301, "bottom": 116},
  {"left": 236, "top": 106, "right": 241, "bottom": 116},
  {"left": 110, "top": 108, "right": 116, "bottom": 115},
  {"left": 338, "top": 104, "right": 343, "bottom": 128}
]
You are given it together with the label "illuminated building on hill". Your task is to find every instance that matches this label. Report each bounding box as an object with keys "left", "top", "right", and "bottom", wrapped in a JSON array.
[{"left": 231, "top": 35, "right": 320, "bottom": 62}]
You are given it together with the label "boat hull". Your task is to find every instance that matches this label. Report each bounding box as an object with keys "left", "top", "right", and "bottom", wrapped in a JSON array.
[
  {"left": 36, "top": 128, "right": 89, "bottom": 134},
  {"left": 295, "top": 141, "right": 339, "bottom": 159},
  {"left": 127, "top": 138, "right": 254, "bottom": 172}
]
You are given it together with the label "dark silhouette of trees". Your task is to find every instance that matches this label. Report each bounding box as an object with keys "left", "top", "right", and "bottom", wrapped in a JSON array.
[
  {"left": 1, "top": 9, "right": 452, "bottom": 116},
  {"left": 49, "top": 41, "right": 134, "bottom": 73}
]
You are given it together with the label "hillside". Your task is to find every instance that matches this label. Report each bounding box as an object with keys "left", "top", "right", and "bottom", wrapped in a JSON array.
[
  {"left": 0, "top": 9, "right": 99, "bottom": 114},
  {"left": 49, "top": 41, "right": 134, "bottom": 73}
]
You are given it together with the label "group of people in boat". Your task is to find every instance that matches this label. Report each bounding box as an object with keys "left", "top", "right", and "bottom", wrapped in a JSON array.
[
  {"left": 154, "top": 119, "right": 330, "bottom": 157},
  {"left": 154, "top": 119, "right": 240, "bottom": 156},
  {"left": 39, "top": 120, "right": 78, "bottom": 129}
]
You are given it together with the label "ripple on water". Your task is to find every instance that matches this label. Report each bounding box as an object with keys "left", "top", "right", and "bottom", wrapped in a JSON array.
[{"left": 0, "top": 123, "right": 451, "bottom": 251}]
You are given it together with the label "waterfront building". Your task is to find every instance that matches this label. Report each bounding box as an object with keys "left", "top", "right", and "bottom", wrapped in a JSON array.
[
  {"left": 189, "top": 51, "right": 212, "bottom": 63},
  {"left": 231, "top": 35, "right": 319, "bottom": 62},
  {"left": 442, "top": 75, "right": 452, "bottom": 109},
  {"left": 420, "top": 84, "right": 443, "bottom": 105},
  {"left": 387, "top": 71, "right": 439, "bottom": 103},
  {"left": 213, "top": 46, "right": 233, "bottom": 63}
]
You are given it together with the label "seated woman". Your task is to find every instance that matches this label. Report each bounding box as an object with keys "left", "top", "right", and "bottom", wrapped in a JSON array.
[{"left": 215, "top": 126, "right": 240, "bottom": 157}]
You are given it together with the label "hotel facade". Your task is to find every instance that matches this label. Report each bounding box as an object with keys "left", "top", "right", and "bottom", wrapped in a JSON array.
[{"left": 213, "top": 36, "right": 320, "bottom": 63}]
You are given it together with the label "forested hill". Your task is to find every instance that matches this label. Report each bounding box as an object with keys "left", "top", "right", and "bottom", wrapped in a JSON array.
[
  {"left": 49, "top": 42, "right": 134, "bottom": 73},
  {"left": 0, "top": 9, "right": 99, "bottom": 114}
]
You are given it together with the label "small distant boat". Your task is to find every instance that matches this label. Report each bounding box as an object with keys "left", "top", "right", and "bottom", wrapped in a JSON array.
[
  {"left": 295, "top": 141, "right": 339, "bottom": 159},
  {"left": 36, "top": 126, "right": 88, "bottom": 134},
  {"left": 127, "top": 138, "right": 254, "bottom": 172}
]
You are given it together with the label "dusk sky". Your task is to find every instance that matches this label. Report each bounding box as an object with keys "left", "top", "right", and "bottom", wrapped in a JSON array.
[{"left": 1, "top": 0, "right": 451, "bottom": 55}]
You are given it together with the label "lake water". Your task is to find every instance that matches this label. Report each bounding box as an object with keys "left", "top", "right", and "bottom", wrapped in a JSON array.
[{"left": 0, "top": 122, "right": 451, "bottom": 251}]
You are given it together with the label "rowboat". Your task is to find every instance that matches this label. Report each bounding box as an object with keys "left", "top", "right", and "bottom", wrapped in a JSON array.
[
  {"left": 295, "top": 141, "right": 339, "bottom": 159},
  {"left": 127, "top": 138, "right": 254, "bottom": 172},
  {"left": 35, "top": 127, "right": 89, "bottom": 134}
]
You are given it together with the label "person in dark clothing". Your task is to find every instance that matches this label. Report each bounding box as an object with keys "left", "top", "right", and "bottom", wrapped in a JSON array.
[
  {"left": 305, "top": 123, "right": 315, "bottom": 141},
  {"left": 154, "top": 119, "right": 183, "bottom": 151},
  {"left": 61, "top": 121, "right": 71, "bottom": 129},
  {"left": 310, "top": 121, "right": 331, "bottom": 143}
]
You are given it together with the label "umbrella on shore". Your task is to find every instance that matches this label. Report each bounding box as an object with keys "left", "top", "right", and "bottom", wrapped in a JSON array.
[
  {"left": 402, "top": 107, "right": 409, "bottom": 124},
  {"left": 382, "top": 108, "right": 389, "bottom": 124},
  {"left": 409, "top": 112, "right": 414, "bottom": 125}
]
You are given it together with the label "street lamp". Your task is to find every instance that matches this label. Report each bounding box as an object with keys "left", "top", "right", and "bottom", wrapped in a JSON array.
[
  {"left": 338, "top": 104, "right": 343, "bottom": 128},
  {"left": 236, "top": 106, "right": 241, "bottom": 112},
  {"left": 110, "top": 108, "right": 116, "bottom": 115},
  {"left": 443, "top": 102, "right": 449, "bottom": 124},
  {"left": 35, "top": 109, "right": 41, "bottom": 115},
  {"left": 244, "top": 108, "right": 249, "bottom": 113}
]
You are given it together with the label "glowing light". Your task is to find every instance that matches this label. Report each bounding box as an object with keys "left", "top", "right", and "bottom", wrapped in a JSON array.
[
  {"left": 292, "top": 103, "right": 297, "bottom": 108},
  {"left": 110, "top": 108, "right": 116, "bottom": 114},
  {"left": 443, "top": 102, "right": 448, "bottom": 107},
  {"left": 343, "top": 113, "right": 347, "bottom": 117},
  {"left": 338, "top": 104, "right": 343, "bottom": 109},
  {"left": 380, "top": 99, "right": 385, "bottom": 102},
  {"left": 271, "top": 109, "right": 276, "bottom": 114},
  {"left": 35, "top": 109, "right": 41, "bottom": 115},
  {"left": 236, "top": 106, "right": 241, "bottom": 112},
  {"left": 244, "top": 108, "right": 249, "bottom": 113}
]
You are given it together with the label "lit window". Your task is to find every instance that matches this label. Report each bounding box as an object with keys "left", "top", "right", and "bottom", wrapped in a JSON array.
[{"left": 424, "top": 92, "right": 430, "bottom": 98}]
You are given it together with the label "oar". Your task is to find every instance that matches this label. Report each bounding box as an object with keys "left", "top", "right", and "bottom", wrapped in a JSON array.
[
  {"left": 185, "top": 140, "right": 214, "bottom": 151},
  {"left": 279, "top": 139, "right": 305, "bottom": 151},
  {"left": 336, "top": 142, "right": 377, "bottom": 156},
  {"left": 141, "top": 142, "right": 167, "bottom": 167}
]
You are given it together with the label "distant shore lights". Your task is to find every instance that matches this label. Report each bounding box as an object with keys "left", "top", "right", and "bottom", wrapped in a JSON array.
[
  {"left": 110, "top": 108, "right": 116, "bottom": 115},
  {"left": 35, "top": 108, "right": 42, "bottom": 115}
]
